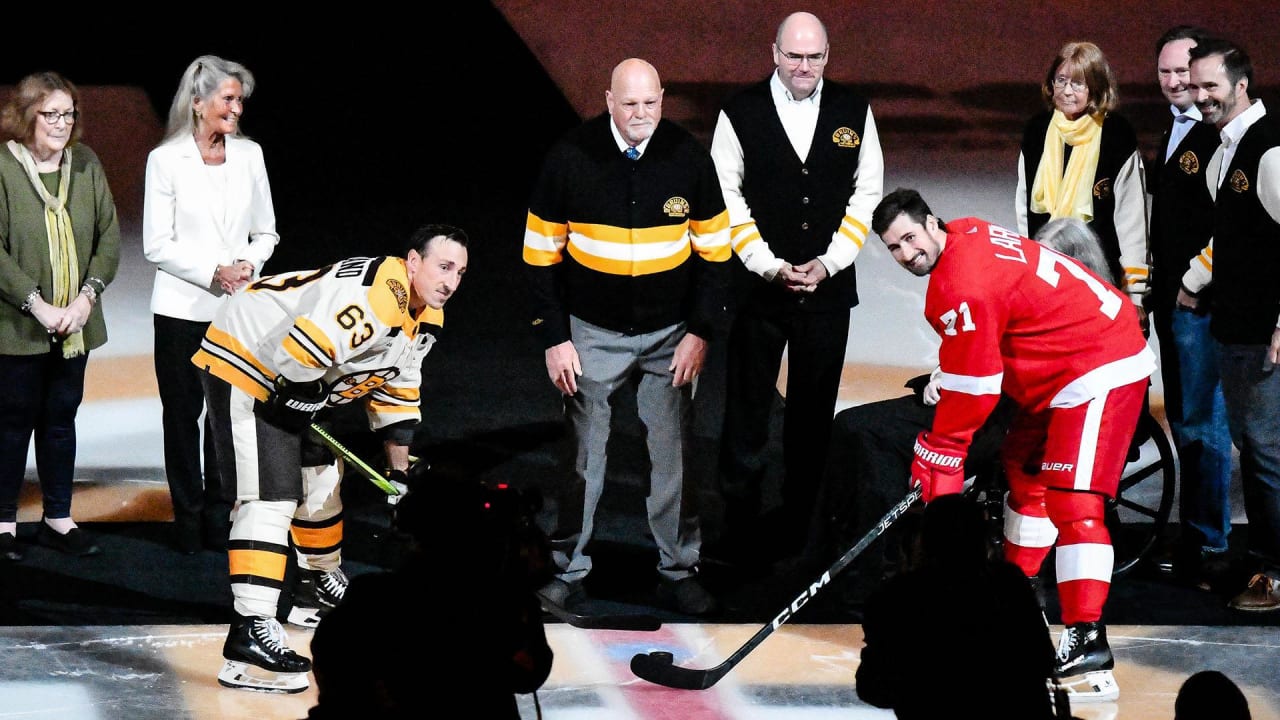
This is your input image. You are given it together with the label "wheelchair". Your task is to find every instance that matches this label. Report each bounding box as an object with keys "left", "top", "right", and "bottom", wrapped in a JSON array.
[{"left": 969, "top": 408, "right": 1177, "bottom": 578}]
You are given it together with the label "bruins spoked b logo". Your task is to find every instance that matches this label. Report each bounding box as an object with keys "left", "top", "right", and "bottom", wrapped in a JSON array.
[
  {"left": 663, "top": 196, "right": 690, "bottom": 218},
  {"left": 1179, "top": 151, "right": 1200, "bottom": 175},
  {"left": 1230, "top": 169, "right": 1250, "bottom": 193},
  {"left": 832, "top": 127, "right": 860, "bottom": 148}
]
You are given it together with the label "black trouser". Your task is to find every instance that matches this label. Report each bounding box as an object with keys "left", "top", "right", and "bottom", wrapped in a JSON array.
[
  {"left": 719, "top": 303, "right": 849, "bottom": 550},
  {"left": 815, "top": 386, "right": 1015, "bottom": 602},
  {"left": 154, "top": 315, "right": 230, "bottom": 542}
]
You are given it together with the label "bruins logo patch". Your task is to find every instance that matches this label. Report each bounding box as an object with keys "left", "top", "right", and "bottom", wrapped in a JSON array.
[
  {"left": 1178, "top": 150, "right": 1200, "bottom": 175},
  {"left": 328, "top": 368, "right": 401, "bottom": 404},
  {"left": 386, "top": 278, "right": 408, "bottom": 313},
  {"left": 832, "top": 127, "right": 861, "bottom": 148},
  {"left": 1092, "top": 178, "right": 1113, "bottom": 200},
  {"left": 1230, "top": 168, "right": 1250, "bottom": 193},
  {"left": 664, "top": 196, "right": 690, "bottom": 218}
]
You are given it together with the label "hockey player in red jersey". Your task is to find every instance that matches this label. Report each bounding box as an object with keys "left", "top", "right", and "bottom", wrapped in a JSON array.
[{"left": 871, "top": 188, "right": 1155, "bottom": 703}]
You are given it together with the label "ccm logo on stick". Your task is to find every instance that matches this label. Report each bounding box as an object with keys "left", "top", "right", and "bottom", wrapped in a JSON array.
[{"left": 771, "top": 572, "right": 832, "bottom": 628}]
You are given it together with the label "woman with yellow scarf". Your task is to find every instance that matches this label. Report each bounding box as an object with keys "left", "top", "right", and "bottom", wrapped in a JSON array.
[
  {"left": 1015, "top": 41, "right": 1150, "bottom": 321},
  {"left": 0, "top": 72, "right": 120, "bottom": 560}
]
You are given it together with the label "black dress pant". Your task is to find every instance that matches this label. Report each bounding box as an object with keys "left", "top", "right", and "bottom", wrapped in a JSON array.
[
  {"left": 154, "top": 314, "right": 230, "bottom": 549},
  {"left": 719, "top": 300, "right": 849, "bottom": 552}
]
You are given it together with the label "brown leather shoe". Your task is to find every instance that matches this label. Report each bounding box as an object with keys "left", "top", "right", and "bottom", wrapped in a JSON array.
[{"left": 1228, "top": 574, "right": 1280, "bottom": 612}]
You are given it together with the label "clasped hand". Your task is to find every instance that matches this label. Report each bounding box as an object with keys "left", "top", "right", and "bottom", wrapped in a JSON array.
[
  {"left": 214, "top": 260, "right": 255, "bottom": 294},
  {"left": 773, "top": 259, "right": 828, "bottom": 294},
  {"left": 30, "top": 293, "right": 92, "bottom": 337}
]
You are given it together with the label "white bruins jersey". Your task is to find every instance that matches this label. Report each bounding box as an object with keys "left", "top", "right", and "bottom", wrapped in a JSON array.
[{"left": 192, "top": 255, "right": 442, "bottom": 432}]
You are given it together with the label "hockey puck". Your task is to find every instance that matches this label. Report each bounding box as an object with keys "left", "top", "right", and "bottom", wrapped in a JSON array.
[{"left": 650, "top": 651, "right": 674, "bottom": 665}]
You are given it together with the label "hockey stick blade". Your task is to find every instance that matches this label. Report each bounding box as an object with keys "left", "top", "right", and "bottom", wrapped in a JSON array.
[
  {"left": 537, "top": 591, "right": 662, "bottom": 631},
  {"left": 631, "top": 486, "right": 924, "bottom": 689}
]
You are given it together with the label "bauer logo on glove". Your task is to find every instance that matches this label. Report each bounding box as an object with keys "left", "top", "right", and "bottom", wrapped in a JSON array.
[{"left": 911, "top": 431, "right": 966, "bottom": 502}]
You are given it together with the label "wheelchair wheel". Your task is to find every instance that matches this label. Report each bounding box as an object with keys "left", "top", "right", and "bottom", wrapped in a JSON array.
[{"left": 1106, "top": 411, "right": 1177, "bottom": 577}]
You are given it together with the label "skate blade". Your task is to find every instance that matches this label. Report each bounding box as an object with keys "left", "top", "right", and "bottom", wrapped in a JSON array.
[
  {"left": 1051, "top": 669, "right": 1119, "bottom": 703},
  {"left": 217, "top": 659, "right": 309, "bottom": 694},
  {"left": 286, "top": 606, "right": 321, "bottom": 629}
]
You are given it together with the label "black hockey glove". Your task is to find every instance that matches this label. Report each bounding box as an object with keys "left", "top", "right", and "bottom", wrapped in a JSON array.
[{"left": 257, "top": 375, "right": 327, "bottom": 433}]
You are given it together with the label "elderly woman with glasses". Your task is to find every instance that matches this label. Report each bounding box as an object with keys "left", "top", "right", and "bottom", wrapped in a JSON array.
[
  {"left": 142, "top": 55, "right": 279, "bottom": 555},
  {"left": 0, "top": 71, "right": 121, "bottom": 560},
  {"left": 1015, "top": 40, "right": 1149, "bottom": 326}
]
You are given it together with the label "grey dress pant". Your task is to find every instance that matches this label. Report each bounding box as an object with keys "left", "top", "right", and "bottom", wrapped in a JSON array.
[{"left": 550, "top": 316, "right": 701, "bottom": 583}]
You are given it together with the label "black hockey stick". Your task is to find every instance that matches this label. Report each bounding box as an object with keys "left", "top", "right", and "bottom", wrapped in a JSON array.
[
  {"left": 536, "top": 589, "right": 663, "bottom": 631},
  {"left": 631, "top": 486, "right": 924, "bottom": 689}
]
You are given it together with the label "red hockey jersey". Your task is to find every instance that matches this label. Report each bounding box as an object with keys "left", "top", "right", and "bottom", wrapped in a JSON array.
[{"left": 926, "top": 217, "right": 1155, "bottom": 447}]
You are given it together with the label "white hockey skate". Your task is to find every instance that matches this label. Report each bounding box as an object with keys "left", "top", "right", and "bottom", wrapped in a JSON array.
[
  {"left": 218, "top": 615, "right": 311, "bottom": 693},
  {"left": 287, "top": 567, "right": 348, "bottom": 629}
]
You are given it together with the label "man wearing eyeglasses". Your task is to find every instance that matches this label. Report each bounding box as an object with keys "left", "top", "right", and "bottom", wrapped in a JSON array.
[{"left": 708, "top": 10, "right": 883, "bottom": 567}]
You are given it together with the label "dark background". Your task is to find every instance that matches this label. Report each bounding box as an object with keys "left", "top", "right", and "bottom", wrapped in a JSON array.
[{"left": 1, "top": 4, "right": 1278, "bottom": 629}]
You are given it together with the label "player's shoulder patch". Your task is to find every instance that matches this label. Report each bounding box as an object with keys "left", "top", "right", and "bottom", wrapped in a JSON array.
[
  {"left": 385, "top": 277, "right": 408, "bottom": 314},
  {"left": 367, "top": 257, "right": 412, "bottom": 326}
]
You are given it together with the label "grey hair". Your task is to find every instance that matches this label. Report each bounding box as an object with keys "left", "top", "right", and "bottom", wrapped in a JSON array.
[
  {"left": 162, "top": 55, "right": 256, "bottom": 142},
  {"left": 1034, "top": 217, "right": 1115, "bottom": 286}
]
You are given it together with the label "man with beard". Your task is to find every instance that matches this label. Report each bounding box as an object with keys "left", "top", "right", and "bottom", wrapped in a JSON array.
[
  {"left": 872, "top": 188, "right": 1155, "bottom": 702},
  {"left": 1146, "top": 26, "right": 1235, "bottom": 590},
  {"left": 1177, "top": 37, "right": 1280, "bottom": 612}
]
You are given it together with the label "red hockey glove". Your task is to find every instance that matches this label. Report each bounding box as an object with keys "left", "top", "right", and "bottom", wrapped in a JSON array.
[{"left": 911, "top": 432, "right": 966, "bottom": 503}]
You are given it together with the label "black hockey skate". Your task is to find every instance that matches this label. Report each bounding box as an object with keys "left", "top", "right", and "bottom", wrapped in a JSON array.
[
  {"left": 287, "top": 567, "right": 348, "bottom": 629},
  {"left": 1051, "top": 621, "right": 1118, "bottom": 703},
  {"left": 218, "top": 615, "right": 312, "bottom": 693}
]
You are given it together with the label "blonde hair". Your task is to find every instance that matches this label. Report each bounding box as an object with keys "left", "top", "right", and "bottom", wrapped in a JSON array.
[{"left": 162, "top": 55, "right": 256, "bottom": 142}]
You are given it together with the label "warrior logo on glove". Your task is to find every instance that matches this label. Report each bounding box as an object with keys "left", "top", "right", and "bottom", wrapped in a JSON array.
[{"left": 911, "top": 431, "right": 967, "bottom": 503}]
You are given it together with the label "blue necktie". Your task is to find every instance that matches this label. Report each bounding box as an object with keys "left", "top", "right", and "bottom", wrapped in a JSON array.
[{"left": 624, "top": 147, "right": 640, "bottom": 161}]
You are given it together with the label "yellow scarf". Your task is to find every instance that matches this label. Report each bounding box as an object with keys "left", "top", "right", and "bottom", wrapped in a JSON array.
[
  {"left": 1029, "top": 110, "right": 1104, "bottom": 223},
  {"left": 8, "top": 140, "right": 84, "bottom": 358}
]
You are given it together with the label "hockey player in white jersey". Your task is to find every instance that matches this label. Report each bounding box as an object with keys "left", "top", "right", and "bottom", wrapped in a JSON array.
[{"left": 192, "top": 224, "right": 468, "bottom": 692}]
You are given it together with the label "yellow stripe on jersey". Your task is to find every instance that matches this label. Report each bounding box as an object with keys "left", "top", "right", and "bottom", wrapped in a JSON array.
[
  {"left": 192, "top": 325, "right": 275, "bottom": 402},
  {"left": 689, "top": 210, "right": 733, "bottom": 262},
  {"left": 371, "top": 382, "right": 420, "bottom": 406},
  {"left": 415, "top": 305, "right": 444, "bottom": 334},
  {"left": 523, "top": 212, "right": 569, "bottom": 267},
  {"left": 283, "top": 316, "right": 336, "bottom": 369},
  {"left": 837, "top": 215, "right": 869, "bottom": 249},
  {"left": 229, "top": 546, "right": 289, "bottom": 582},
  {"left": 1196, "top": 245, "right": 1213, "bottom": 271},
  {"left": 564, "top": 222, "right": 700, "bottom": 276},
  {"left": 730, "top": 221, "right": 762, "bottom": 254}
]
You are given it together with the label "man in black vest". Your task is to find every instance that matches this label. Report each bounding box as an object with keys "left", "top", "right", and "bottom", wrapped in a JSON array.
[
  {"left": 1177, "top": 37, "right": 1280, "bottom": 612},
  {"left": 708, "top": 10, "right": 883, "bottom": 564},
  {"left": 1147, "top": 26, "right": 1235, "bottom": 590}
]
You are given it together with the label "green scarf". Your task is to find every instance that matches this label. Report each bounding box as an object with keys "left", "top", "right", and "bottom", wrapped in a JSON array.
[{"left": 8, "top": 140, "right": 84, "bottom": 358}]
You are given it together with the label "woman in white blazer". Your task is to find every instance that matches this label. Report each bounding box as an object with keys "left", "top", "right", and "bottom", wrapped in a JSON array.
[{"left": 142, "top": 55, "right": 278, "bottom": 554}]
